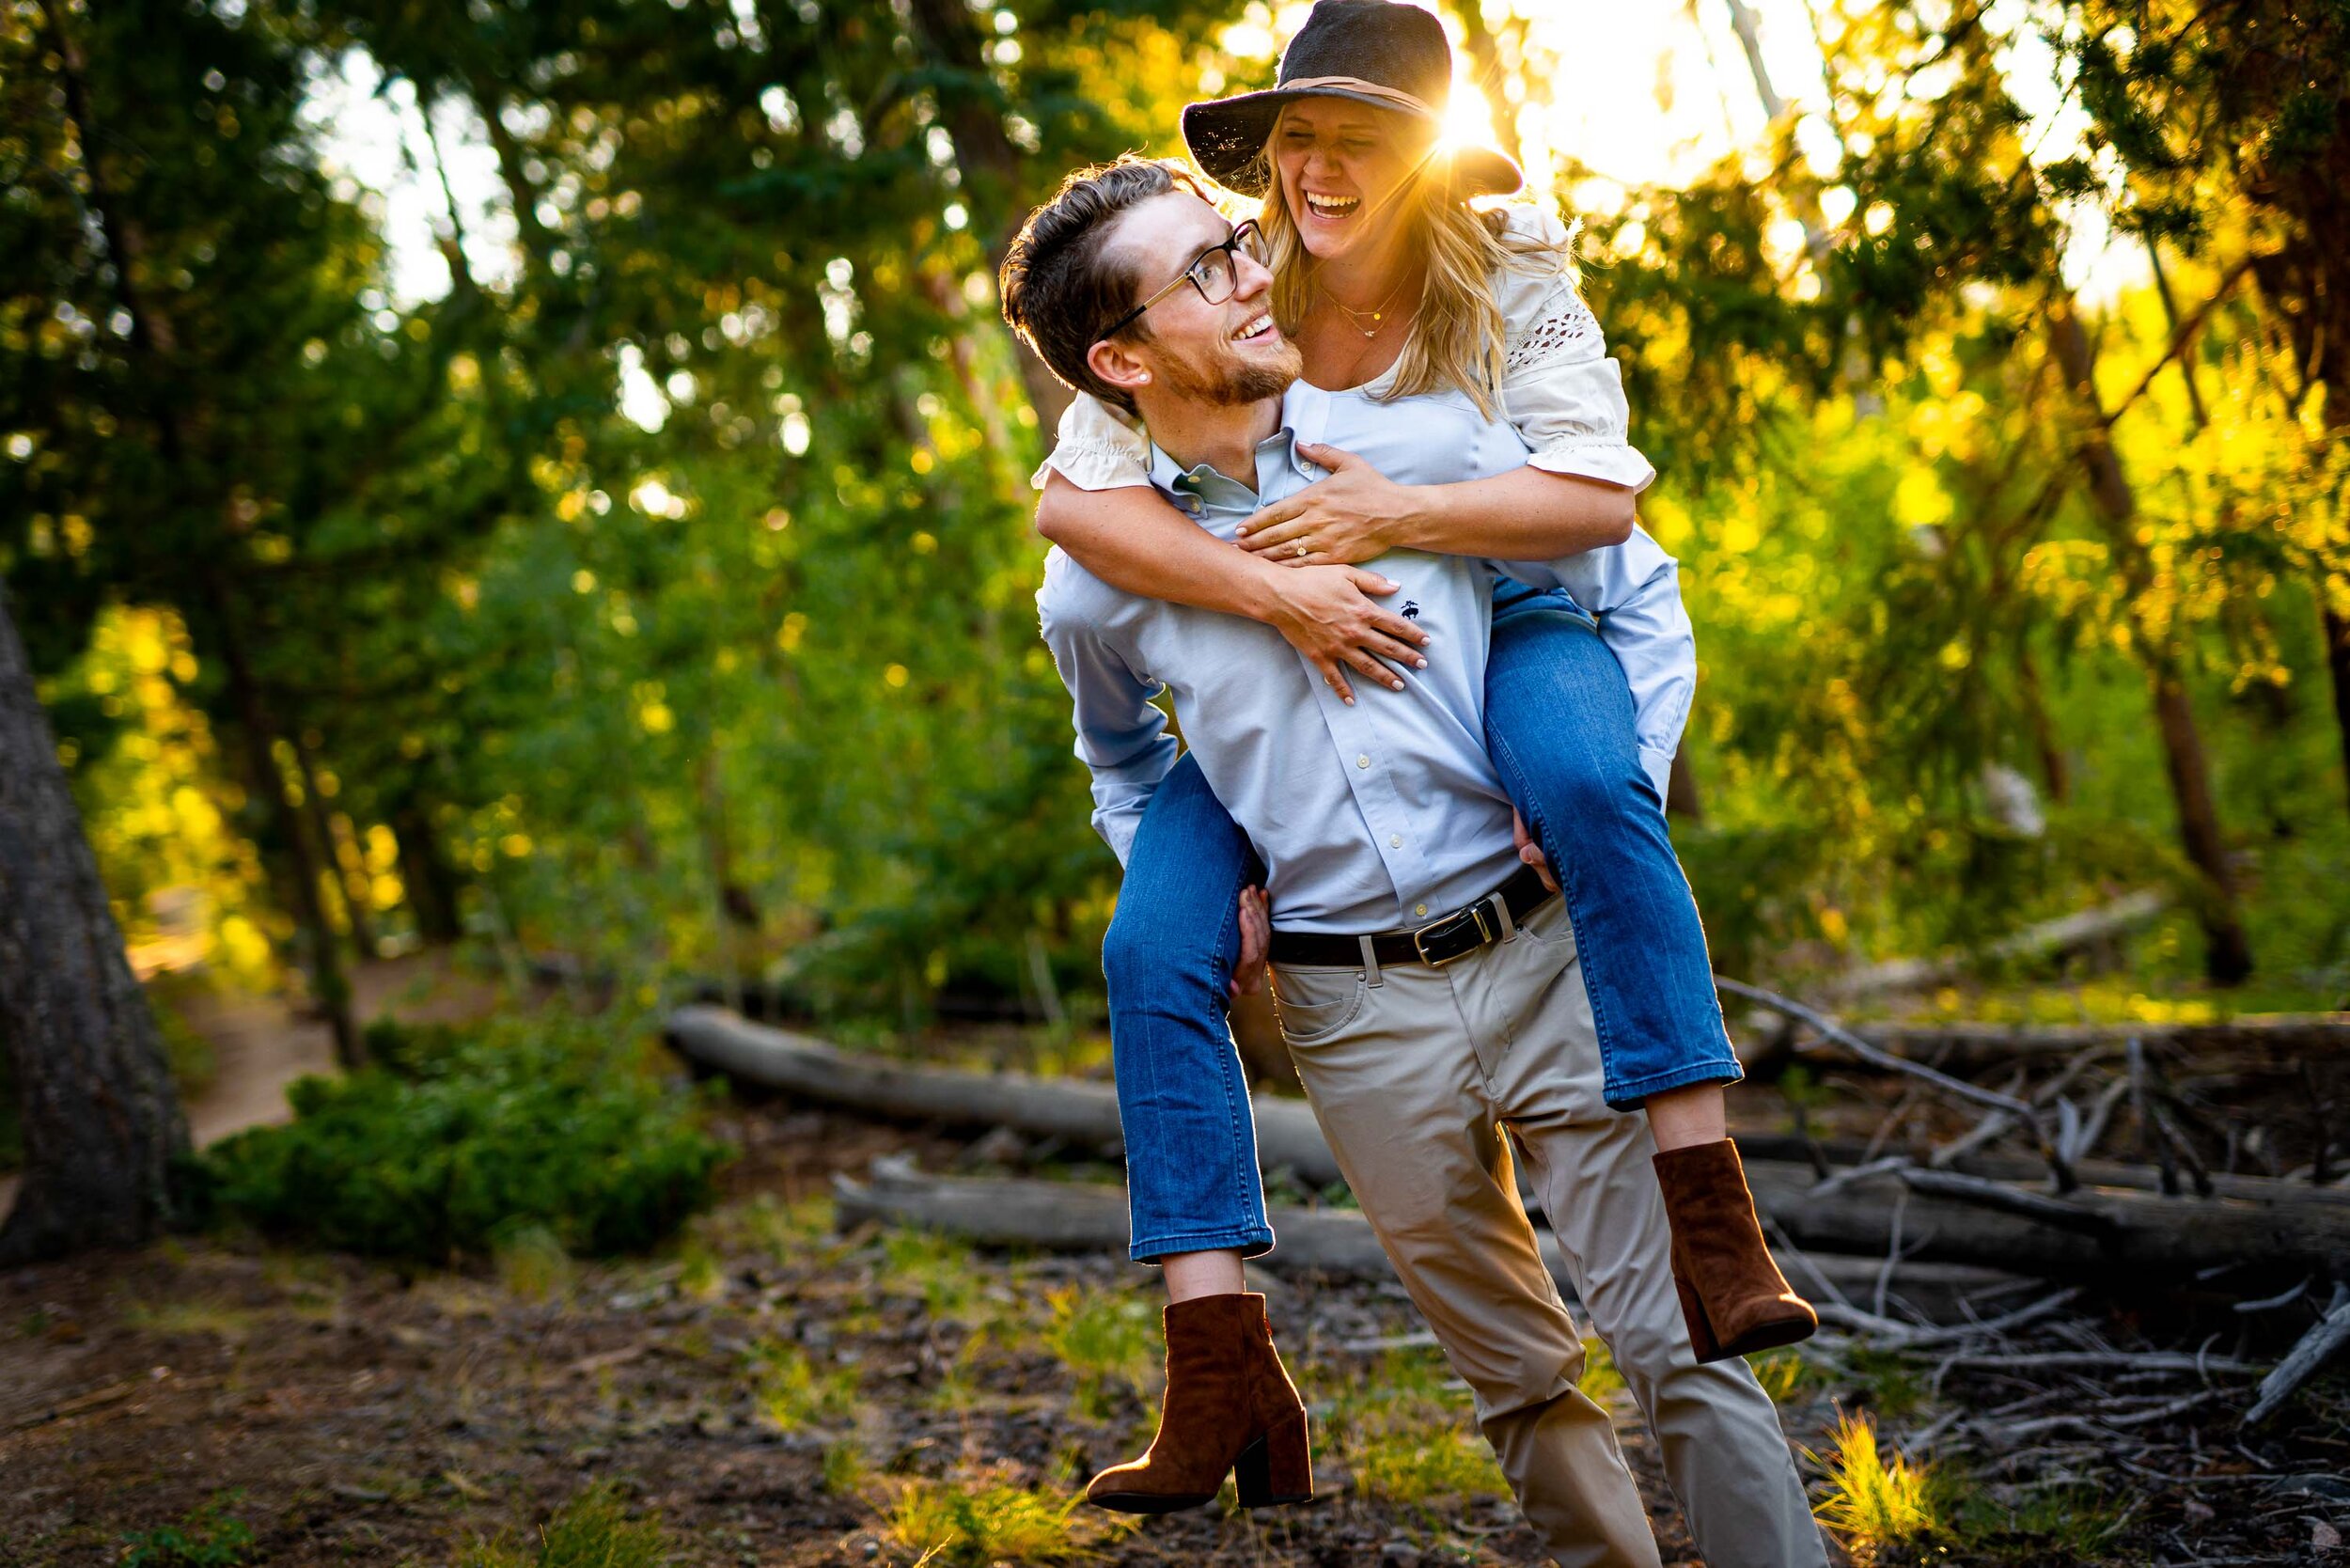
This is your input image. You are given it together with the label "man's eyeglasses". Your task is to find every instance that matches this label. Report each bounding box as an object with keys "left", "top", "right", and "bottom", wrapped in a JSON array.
[{"left": 1097, "top": 220, "right": 1267, "bottom": 344}]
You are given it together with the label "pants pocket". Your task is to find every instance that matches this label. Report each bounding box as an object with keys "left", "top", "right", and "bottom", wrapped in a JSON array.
[{"left": 1268, "top": 964, "right": 1367, "bottom": 1045}]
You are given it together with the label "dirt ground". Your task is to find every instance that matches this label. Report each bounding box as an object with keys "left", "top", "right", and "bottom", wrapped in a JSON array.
[
  {"left": 5, "top": 1087, "right": 2348, "bottom": 1568},
  {"left": 5, "top": 976, "right": 2348, "bottom": 1567}
]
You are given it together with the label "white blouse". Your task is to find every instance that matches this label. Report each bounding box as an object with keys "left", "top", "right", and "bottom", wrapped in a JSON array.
[{"left": 1031, "top": 203, "right": 1656, "bottom": 495}]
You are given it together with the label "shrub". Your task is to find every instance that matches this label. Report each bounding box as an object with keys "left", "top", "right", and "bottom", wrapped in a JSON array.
[
  {"left": 1813, "top": 1409, "right": 1937, "bottom": 1553},
  {"left": 202, "top": 1016, "right": 728, "bottom": 1262}
]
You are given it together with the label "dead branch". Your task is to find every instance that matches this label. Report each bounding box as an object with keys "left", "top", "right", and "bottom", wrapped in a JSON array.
[{"left": 2242, "top": 1285, "right": 2350, "bottom": 1427}]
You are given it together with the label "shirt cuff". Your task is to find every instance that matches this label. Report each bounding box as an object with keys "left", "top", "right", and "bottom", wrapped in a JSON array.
[
  {"left": 1031, "top": 441, "right": 1155, "bottom": 494},
  {"left": 1528, "top": 441, "right": 1658, "bottom": 495},
  {"left": 1637, "top": 744, "right": 1676, "bottom": 807}
]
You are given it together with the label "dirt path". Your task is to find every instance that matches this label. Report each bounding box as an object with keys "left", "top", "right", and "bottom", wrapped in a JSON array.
[{"left": 0, "top": 952, "right": 499, "bottom": 1215}]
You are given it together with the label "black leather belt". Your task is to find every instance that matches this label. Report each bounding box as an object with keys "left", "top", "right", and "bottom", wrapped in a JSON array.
[{"left": 1268, "top": 863, "right": 1555, "bottom": 969}]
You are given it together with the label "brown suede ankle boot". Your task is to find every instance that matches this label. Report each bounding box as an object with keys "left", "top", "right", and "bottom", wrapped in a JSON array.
[
  {"left": 1653, "top": 1138, "right": 1818, "bottom": 1364},
  {"left": 1084, "top": 1292, "right": 1312, "bottom": 1513}
]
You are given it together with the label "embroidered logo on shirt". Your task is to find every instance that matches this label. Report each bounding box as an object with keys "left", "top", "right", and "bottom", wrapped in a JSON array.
[{"left": 1402, "top": 601, "right": 1421, "bottom": 620}]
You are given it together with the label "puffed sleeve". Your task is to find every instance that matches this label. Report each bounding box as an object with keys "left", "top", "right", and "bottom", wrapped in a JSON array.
[
  {"left": 1029, "top": 389, "right": 1155, "bottom": 493},
  {"left": 1494, "top": 207, "right": 1657, "bottom": 494}
]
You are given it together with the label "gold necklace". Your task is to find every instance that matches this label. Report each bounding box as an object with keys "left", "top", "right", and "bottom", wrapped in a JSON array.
[{"left": 1320, "top": 278, "right": 1411, "bottom": 338}]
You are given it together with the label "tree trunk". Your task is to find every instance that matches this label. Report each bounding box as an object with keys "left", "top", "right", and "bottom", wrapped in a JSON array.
[
  {"left": 900, "top": 0, "right": 1073, "bottom": 435},
  {"left": 2044, "top": 296, "right": 2252, "bottom": 985},
  {"left": 2325, "top": 604, "right": 2350, "bottom": 823},
  {"left": 393, "top": 804, "right": 464, "bottom": 946},
  {"left": 2320, "top": 369, "right": 2350, "bottom": 823},
  {"left": 206, "top": 580, "right": 362, "bottom": 1067},
  {"left": 290, "top": 728, "right": 376, "bottom": 960},
  {"left": 0, "top": 588, "right": 194, "bottom": 1265}
]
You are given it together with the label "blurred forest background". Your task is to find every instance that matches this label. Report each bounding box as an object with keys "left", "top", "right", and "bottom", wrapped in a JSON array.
[
  {"left": 5, "top": 0, "right": 2347, "bottom": 1094},
  {"left": 7, "top": 3, "right": 2350, "bottom": 1562}
]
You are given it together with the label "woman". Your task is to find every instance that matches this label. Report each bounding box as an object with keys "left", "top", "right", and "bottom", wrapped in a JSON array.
[{"left": 1033, "top": 0, "right": 1813, "bottom": 1513}]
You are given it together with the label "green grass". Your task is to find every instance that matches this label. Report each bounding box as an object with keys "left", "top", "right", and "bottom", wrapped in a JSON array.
[
  {"left": 456, "top": 1483, "right": 668, "bottom": 1568},
  {"left": 1842, "top": 1346, "right": 1928, "bottom": 1418},
  {"left": 1042, "top": 1286, "right": 1158, "bottom": 1420},
  {"left": 882, "top": 1227, "right": 982, "bottom": 1322},
  {"left": 822, "top": 1439, "right": 873, "bottom": 1497},
  {"left": 1749, "top": 1347, "right": 1816, "bottom": 1403},
  {"left": 925, "top": 1328, "right": 995, "bottom": 1414},
  {"left": 492, "top": 1223, "right": 573, "bottom": 1303},
  {"left": 1577, "top": 1336, "right": 1625, "bottom": 1403},
  {"left": 1943, "top": 1479, "right": 2128, "bottom": 1563},
  {"left": 1348, "top": 1425, "right": 1511, "bottom": 1506},
  {"left": 885, "top": 1478, "right": 1100, "bottom": 1566},
  {"left": 746, "top": 1339, "right": 861, "bottom": 1434},
  {"left": 1812, "top": 1410, "right": 1938, "bottom": 1558},
  {"left": 121, "top": 1496, "right": 254, "bottom": 1567},
  {"left": 1323, "top": 1346, "right": 1510, "bottom": 1511}
]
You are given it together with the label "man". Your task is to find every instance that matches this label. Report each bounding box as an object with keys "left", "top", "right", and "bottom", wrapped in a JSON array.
[{"left": 1010, "top": 159, "right": 1828, "bottom": 1568}]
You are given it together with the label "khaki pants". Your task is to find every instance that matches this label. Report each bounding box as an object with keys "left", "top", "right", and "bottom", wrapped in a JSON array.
[{"left": 1271, "top": 893, "right": 1826, "bottom": 1568}]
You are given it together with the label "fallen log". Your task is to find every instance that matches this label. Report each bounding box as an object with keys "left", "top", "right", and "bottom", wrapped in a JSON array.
[
  {"left": 1816, "top": 891, "right": 2170, "bottom": 1002},
  {"left": 668, "top": 1003, "right": 1341, "bottom": 1184},
  {"left": 1731, "top": 1134, "right": 2350, "bottom": 1209},
  {"left": 672, "top": 1007, "right": 2350, "bottom": 1281},
  {"left": 1743, "top": 1162, "right": 2348, "bottom": 1282},
  {"left": 830, "top": 1161, "right": 2026, "bottom": 1325},
  {"left": 1838, "top": 1014, "right": 2350, "bottom": 1074}
]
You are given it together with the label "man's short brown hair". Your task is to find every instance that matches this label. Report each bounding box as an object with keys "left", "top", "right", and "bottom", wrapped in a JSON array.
[{"left": 999, "top": 157, "right": 1207, "bottom": 415}]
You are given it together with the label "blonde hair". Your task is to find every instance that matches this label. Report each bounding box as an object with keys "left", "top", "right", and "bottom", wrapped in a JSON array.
[{"left": 1248, "top": 106, "right": 1573, "bottom": 421}]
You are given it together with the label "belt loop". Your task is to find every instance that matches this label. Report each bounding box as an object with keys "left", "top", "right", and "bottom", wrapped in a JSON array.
[
  {"left": 1357, "top": 934, "right": 1384, "bottom": 988},
  {"left": 1491, "top": 891, "right": 1516, "bottom": 941}
]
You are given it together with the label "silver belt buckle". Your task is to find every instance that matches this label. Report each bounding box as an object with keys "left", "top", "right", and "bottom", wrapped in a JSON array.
[{"left": 1412, "top": 901, "right": 1496, "bottom": 966}]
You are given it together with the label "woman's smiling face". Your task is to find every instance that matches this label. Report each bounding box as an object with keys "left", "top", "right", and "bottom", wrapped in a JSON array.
[{"left": 1272, "top": 100, "right": 1433, "bottom": 266}]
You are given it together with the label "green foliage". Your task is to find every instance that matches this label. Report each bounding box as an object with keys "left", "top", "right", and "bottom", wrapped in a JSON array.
[
  {"left": 1811, "top": 1409, "right": 1939, "bottom": 1555},
  {"left": 1042, "top": 1285, "right": 1158, "bottom": 1420},
  {"left": 121, "top": 1497, "right": 255, "bottom": 1568},
  {"left": 1325, "top": 1347, "right": 1509, "bottom": 1510},
  {"left": 200, "top": 1017, "right": 728, "bottom": 1262},
  {"left": 885, "top": 1478, "right": 1093, "bottom": 1567},
  {"left": 746, "top": 1339, "right": 861, "bottom": 1434},
  {"left": 5, "top": 0, "right": 2344, "bottom": 1041},
  {"left": 1749, "top": 1347, "right": 1816, "bottom": 1403},
  {"left": 881, "top": 1227, "right": 983, "bottom": 1323},
  {"left": 455, "top": 1483, "right": 670, "bottom": 1568}
]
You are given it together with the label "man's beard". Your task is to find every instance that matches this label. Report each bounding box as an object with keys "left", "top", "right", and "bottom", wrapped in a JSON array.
[{"left": 1159, "top": 336, "right": 1302, "bottom": 407}]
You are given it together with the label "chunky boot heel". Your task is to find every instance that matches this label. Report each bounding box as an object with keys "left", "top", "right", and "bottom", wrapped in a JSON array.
[
  {"left": 1085, "top": 1294, "right": 1312, "bottom": 1513},
  {"left": 1670, "top": 1267, "right": 1724, "bottom": 1363},
  {"left": 1232, "top": 1412, "right": 1313, "bottom": 1508},
  {"left": 1654, "top": 1139, "right": 1818, "bottom": 1364}
]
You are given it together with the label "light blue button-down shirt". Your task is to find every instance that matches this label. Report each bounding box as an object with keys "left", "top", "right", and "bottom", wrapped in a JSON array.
[{"left": 1037, "top": 379, "right": 1695, "bottom": 935}]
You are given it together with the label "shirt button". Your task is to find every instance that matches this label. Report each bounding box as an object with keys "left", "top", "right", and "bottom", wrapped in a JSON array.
[
  {"left": 1355, "top": 754, "right": 1370, "bottom": 768},
  {"left": 1388, "top": 834, "right": 1402, "bottom": 848},
  {"left": 1415, "top": 902, "right": 1428, "bottom": 917}
]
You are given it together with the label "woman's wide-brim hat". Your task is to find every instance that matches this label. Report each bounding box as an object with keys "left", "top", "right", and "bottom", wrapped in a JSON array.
[{"left": 1182, "top": 0, "right": 1522, "bottom": 199}]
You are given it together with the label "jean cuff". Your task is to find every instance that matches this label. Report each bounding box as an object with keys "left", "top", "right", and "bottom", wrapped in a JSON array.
[
  {"left": 1130, "top": 1223, "right": 1277, "bottom": 1265},
  {"left": 1604, "top": 1057, "right": 1745, "bottom": 1114}
]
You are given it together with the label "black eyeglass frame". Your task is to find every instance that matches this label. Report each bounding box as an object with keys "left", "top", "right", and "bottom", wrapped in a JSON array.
[{"left": 1095, "top": 220, "right": 1266, "bottom": 345}]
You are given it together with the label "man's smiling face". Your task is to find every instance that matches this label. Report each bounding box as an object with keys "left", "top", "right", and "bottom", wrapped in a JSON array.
[{"left": 1098, "top": 192, "right": 1303, "bottom": 407}]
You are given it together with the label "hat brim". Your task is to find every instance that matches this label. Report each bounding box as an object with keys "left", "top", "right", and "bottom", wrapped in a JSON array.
[{"left": 1182, "top": 87, "right": 1523, "bottom": 199}]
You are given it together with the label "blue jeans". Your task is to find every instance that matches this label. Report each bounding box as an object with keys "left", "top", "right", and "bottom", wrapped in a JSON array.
[{"left": 1101, "top": 584, "right": 1741, "bottom": 1263}]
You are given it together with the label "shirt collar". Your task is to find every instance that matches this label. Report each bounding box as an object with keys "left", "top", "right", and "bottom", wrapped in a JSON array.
[{"left": 1147, "top": 422, "right": 1305, "bottom": 510}]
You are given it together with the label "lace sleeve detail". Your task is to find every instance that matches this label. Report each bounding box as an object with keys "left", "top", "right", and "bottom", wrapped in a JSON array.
[
  {"left": 1504, "top": 278, "right": 1604, "bottom": 375},
  {"left": 1497, "top": 274, "right": 1656, "bottom": 492}
]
